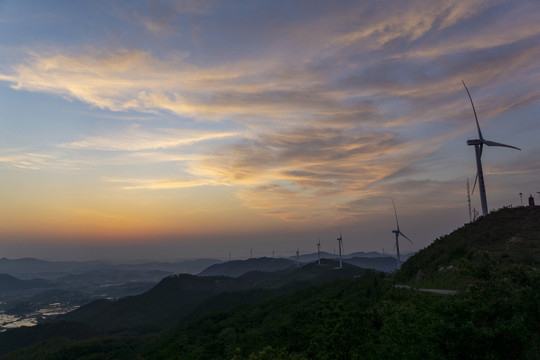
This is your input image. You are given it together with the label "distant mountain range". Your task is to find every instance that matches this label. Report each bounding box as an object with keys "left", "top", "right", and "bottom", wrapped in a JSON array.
[
  {"left": 198, "top": 255, "right": 401, "bottom": 276},
  {"left": 0, "top": 258, "right": 224, "bottom": 329},
  {"left": 293, "top": 250, "right": 415, "bottom": 262},
  {"left": 0, "top": 274, "right": 52, "bottom": 292},
  {"left": 0, "top": 258, "right": 223, "bottom": 280},
  {"left": 0, "top": 252, "right": 400, "bottom": 328},
  {"left": 55, "top": 258, "right": 368, "bottom": 333},
  {"left": 0, "top": 251, "right": 410, "bottom": 280},
  {"left": 198, "top": 257, "right": 295, "bottom": 277}
]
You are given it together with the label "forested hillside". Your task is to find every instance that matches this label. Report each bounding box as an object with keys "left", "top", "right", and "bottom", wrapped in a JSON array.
[{"left": 1, "top": 207, "right": 539, "bottom": 359}]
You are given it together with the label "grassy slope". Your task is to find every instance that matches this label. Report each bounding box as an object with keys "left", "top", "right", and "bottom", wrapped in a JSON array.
[{"left": 397, "top": 206, "right": 540, "bottom": 290}]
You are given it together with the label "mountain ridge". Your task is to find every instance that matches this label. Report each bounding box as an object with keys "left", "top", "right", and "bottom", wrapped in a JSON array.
[
  {"left": 54, "top": 259, "right": 369, "bottom": 333},
  {"left": 198, "top": 257, "right": 295, "bottom": 277},
  {"left": 0, "top": 274, "right": 52, "bottom": 292}
]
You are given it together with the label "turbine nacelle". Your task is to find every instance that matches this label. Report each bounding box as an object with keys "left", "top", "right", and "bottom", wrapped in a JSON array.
[{"left": 466, "top": 139, "right": 482, "bottom": 146}]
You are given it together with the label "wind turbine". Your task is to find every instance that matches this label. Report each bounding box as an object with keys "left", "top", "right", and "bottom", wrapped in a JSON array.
[
  {"left": 392, "top": 201, "right": 413, "bottom": 269},
  {"left": 336, "top": 231, "right": 343, "bottom": 269},
  {"left": 316, "top": 236, "right": 321, "bottom": 265},
  {"left": 296, "top": 247, "right": 300, "bottom": 267},
  {"left": 463, "top": 81, "right": 521, "bottom": 216}
]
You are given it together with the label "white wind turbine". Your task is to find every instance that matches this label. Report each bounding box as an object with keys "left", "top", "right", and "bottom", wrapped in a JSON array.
[
  {"left": 316, "top": 236, "right": 321, "bottom": 265},
  {"left": 392, "top": 201, "right": 413, "bottom": 269},
  {"left": 463, "top": 81, "right": 521, "bottom": 216},
  {"left": 336, "top": 231, "right": 343, "bottom": 269}
]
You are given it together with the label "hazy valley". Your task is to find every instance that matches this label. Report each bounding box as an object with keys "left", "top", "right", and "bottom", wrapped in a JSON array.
[{"left": 0, "top": 253, "right": 403, "bottom": 333}]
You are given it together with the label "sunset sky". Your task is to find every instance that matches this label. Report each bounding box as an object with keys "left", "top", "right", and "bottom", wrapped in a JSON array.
[{"left": 1, "top": 0, "right": 539, "bottom": 261}]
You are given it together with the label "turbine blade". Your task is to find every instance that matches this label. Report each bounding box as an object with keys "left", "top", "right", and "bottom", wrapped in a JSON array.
[
  {"left": 483, "top": 140, "right": 521, "bottom": 151},
  {"left": 471, "top": 172, "right": 478, "bottom": 195},
  {"left": 479, "top": 143, "right": 483, "bottom": 157},
  {"left": 392, "top": 200, "right": 400, "bottom": 230},
  {"left": 399, "top": 231, "right": 414, "bottom": 245},
  {"left": 462, "top": 80, "right": 484, "bottom": 140}
]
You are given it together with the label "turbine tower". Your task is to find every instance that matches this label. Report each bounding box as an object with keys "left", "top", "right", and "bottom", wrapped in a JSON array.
[
  {"left": 316, "top": 236, "right": 321, "bottom": 265},
  {"left": 392, "top": 201, "right": 413, "bottom": 269},
  {"left": 467, "top": 178, "right": 472, "bottom": 222},
  {"left": 336, "top": 231, "right": 343, "bottom": 269},
  {"left": 463, "top": 81, "right": 521, "bottom": 216}
]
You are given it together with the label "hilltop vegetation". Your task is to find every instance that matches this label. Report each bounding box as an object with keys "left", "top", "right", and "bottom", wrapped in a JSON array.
[
  {"left": 1, "top": 207, "right": 539, "bottom": 359},
  {"left": 397, "top": 206, "right": 540, "bottom": 289}
]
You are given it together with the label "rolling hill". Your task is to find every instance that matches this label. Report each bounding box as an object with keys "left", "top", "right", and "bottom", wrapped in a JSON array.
[
  {"left": 198, "top": 257, "right": 295, "bottom": 277},
  {"left": 396, "top": 205, "right": 540, "bottom": 289},
  {"left": 0, "top": 274, "right": 51, "bottom": 292},
  {"left": 50, "top": 259, "right": 368, "bottom": 333},
  {"left": 342, "top": 256, "right": 398, "bottom": 272}
]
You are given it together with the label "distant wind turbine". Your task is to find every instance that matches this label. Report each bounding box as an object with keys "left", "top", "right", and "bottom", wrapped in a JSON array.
[
  {"left": 316, "top": 236, "right": 321, "bottom": 265},
  {"left": 296, "top": 247, "right": 300, "bottom": 267},
  {"left": 463, "top": 81, "right": 521, "bottom": 216},
  {"left": 392, "top": 201, "right": 413, "bottom": 269},
  {"left": 337, "top": 231, "right": 343, "bottom": 269}
]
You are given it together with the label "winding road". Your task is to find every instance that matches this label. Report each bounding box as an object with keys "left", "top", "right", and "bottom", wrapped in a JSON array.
[{"left": 394, "top": 284, "right": 457, "bottom": 295}]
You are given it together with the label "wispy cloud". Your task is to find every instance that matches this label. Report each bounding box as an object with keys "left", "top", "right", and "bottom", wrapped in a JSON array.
[
  {"left": 103, "top": 176, "right": 225, "bottom": 190},
  {"left": 189, "top": 124, "right": 463, "bottom": 222},
  {"left": 0, "top": 151, "right": 56, "bottom": 170},
  {"left": 60, "top": 125, "right": 240, "bottom": 151},
  {"left": 0, "top": 149, "right": 90, "bottom": 170},
  {"left": 116, "top": 0, "right": 216, "bottom": 35}
]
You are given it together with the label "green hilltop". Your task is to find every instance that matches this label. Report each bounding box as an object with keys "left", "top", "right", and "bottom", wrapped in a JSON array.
[
  {"left": 1, "top": 206, "right": 539, "bottom": 359},
  {"left": 397, "top": 206, "right": 540, "bottom": 290}
]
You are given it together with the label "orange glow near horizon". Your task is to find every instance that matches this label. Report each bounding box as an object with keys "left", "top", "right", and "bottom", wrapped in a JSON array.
[
  {"left": 0, "top": 179, "right": 296, "bottom": 244},
  {"left": 1, "top": 1, "right": 539, "bottom": 259}
]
